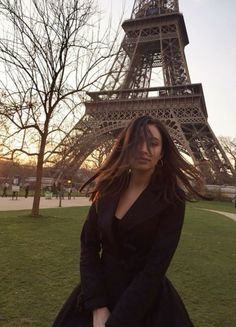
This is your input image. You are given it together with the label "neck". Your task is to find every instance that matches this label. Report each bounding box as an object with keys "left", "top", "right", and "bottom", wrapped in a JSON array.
[{"left": 129, "top": 169, "right": 154, "bottom": 190}]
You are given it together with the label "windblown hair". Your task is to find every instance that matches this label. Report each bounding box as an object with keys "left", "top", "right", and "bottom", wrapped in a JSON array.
[{"left": 80, "top": 116, "right": 204, "bottom": 202}]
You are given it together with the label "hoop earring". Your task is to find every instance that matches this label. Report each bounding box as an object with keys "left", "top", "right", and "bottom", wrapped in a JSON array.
[{"left": 159, "top": 159, "right": 164, "bottom": 167}]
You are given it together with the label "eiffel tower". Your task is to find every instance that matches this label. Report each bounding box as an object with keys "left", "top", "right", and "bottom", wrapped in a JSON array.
[{"left": 54, "top": 0, "right": 234, "bottom": 183}]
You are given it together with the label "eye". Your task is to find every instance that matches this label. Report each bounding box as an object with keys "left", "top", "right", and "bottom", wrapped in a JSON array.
[{"left": 150, "top": 139, "right": 160, "bottom": 146}]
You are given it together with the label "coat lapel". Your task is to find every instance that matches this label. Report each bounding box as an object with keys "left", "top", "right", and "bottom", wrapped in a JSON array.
[
  {"left": 97, "top": 184, "right": 165, "bottom": 240},
  {"left": 117, "top": 185, "right": 164, "bottom": 233}
]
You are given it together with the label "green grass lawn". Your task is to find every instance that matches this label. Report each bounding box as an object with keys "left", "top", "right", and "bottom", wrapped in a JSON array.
[{"left": 0, "top": 201, "right": 235, "bottom": 327}]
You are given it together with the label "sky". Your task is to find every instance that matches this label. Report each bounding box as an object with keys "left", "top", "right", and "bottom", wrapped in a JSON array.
[{"left": 99, "top": 0, "right": 236, "bottom": 138}]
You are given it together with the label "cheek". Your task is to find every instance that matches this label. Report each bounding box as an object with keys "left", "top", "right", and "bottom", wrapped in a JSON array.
[{"left": 153, "top": 148, "right": 162, "bottom": 161}]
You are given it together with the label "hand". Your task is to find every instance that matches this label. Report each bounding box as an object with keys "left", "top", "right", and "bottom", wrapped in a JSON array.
[{"left": 93, "top": 307, "right": 110, "bottom": 327}]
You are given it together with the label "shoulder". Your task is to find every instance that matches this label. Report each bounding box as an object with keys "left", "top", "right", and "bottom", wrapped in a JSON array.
[
  {"left": 150, "top": 180, "right": 186, "bottom": 203},
  {"left": 95, "top": 192, "right": 119, "bottom": 208},
  {"left": 157, "top": 185, "right": 186, "bottom": 217}
]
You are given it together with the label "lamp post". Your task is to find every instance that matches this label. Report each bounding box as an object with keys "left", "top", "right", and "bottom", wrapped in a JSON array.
[
  {"left": 67, "top": 180, "right": 72, "bottom": 200},
  {"left": 58, "top": 181, "right": 62, "bottom": 208}
]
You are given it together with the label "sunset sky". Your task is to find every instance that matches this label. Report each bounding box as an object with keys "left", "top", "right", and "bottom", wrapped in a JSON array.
[{"left": 99, "top": 0, "right": 236, "bottom": 138}]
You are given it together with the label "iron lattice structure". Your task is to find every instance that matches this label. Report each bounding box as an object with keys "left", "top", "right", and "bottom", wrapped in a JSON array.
[{"left": 54, "top": 0, "right": 233, "bottom": 183}]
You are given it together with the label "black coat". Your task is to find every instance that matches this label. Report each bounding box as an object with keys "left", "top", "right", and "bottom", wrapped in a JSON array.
[{"left": 53, "top": 184, "right": 194, "bottom": 327}]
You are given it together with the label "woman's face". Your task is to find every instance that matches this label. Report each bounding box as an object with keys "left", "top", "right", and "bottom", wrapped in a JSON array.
[{"left": 129, "top": 124, "right": 163, "bottom": 173}]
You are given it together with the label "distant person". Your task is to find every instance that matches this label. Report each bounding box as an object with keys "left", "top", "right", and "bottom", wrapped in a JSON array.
[
  {"left": 53, "top": 116, "right": 205, "bottom": 327},
  {"left": 72, "top": 186, "right": 77, "bottom": 199},
  {"left": 52, "top": 182, "right": 58, "bottom": 198},
  {"left": 57, "top": 182, "right": 64, "bottom": 199},
  {"left": 68, "top": 187, "right": 72, "bottom": 200},
  {"left": 24, "top": 184, "right": 29, "bottom": 198},
  {"left": 12, "top": 184, "right": 19, "bottom": 200},
  {"left": 2, "top": 182, "right": 9, "bottom": 197}
]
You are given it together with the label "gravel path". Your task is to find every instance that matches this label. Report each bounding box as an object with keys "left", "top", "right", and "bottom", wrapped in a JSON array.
[
  {"left": 200, "top": 208, "right": 236, "bottom": 222},
  {"left": 0, "top": 196, "right": 90, "bottom": 211}
]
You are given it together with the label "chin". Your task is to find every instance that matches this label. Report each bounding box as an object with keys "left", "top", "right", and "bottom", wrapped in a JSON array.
[{"left": 134, "top": 165, "right": 155, "bottom": 172}]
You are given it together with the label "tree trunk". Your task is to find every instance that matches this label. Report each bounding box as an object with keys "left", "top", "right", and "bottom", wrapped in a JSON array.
[
  {"left": 31, "top": 136, "right": 47, "bottom": 217},
  {"left": 235, "top": 159, "right": 236, "bottom": 208}
]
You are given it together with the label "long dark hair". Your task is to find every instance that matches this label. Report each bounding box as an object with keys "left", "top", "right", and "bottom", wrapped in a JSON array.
[{"left": 80, "top": 116, "right": 204, "bottom": 202}]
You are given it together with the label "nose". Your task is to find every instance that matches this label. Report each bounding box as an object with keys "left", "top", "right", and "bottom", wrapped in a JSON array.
[{"left": 138, "top": 140, "right": 149, "bottom": 153}]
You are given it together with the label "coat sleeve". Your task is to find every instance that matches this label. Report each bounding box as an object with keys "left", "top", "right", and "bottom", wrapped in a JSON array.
[
  {"left": 105, "top": 197, "right": 186, "bottom": 327},
  {"left": 80, "top": 202, "right": 108, "bottom": 311}
]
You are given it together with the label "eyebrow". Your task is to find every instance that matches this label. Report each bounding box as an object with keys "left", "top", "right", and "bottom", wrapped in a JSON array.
[{"left": 149, "top": 136, "right": 160, "bottom": 141}]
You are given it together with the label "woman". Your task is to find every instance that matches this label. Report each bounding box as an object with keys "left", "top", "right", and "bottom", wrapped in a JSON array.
[{"left": 53, "top": 116, "right": 203, "bottom": 327}]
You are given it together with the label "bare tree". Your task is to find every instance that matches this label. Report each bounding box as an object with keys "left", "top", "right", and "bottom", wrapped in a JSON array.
[
  {"left": 0, "top": 0, "right": 119, "bottom": 216},
  {"left": 219, "top": 136, "right": 236, "bottom": 185},
  {"left": 219, "top": 137, "right": 236, "bottom": 168},
  {"left": 84, "top": 139, "right": 114, "bottom": 169}
]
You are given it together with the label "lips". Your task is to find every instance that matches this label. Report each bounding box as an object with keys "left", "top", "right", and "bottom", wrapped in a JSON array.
[{"left": 136, "top": 157, "right": 151, "bottom": 162}]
